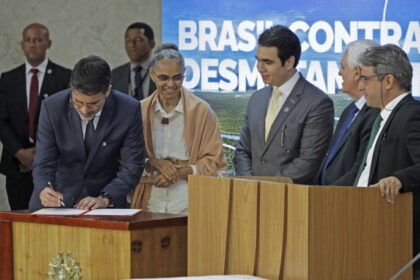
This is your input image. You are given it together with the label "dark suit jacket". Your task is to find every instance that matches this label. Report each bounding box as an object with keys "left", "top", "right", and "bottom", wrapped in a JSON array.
[
  {"left": 29, "top": 89, "right": 145, "bottom": 209},
  {"left": 111, "top": 63, "right": 156, "bottom": 98},
  {"left": 317, "top": 102, "right": 380, "bottom": 185},
  {"left": 0, "top": 61, "right": 71, "bottom": 178},
  {"left": 234, "top": 74, "right": 334, "bottom": 184},
  {"left": 367, "top": 94, "right": 420, "bottom": 258}
]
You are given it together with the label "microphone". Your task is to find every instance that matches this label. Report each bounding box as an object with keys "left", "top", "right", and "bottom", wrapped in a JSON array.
[{"left": 390, "top": 251, "right": 420, "bottom": 280}]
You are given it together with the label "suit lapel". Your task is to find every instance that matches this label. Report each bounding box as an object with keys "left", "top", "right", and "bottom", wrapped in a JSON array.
[
  {"left": 257, "top": 86, "right": 272, "bottom": 145},
  {"left": 368, "top": 95, "right": 413, "bottom": 183},
  {"left": 39, "top": 61, "right": 54, "bottom": 100},
  {"left": 330, "top": 103, "right": 367, "bottom": 161},
  {"left": 68, "top": 97, "right": 87, "bottom": 162},
  {"left": 16, "top": 65, "right": 28, "bottom": 113},
  {"left": 84, "top": 92, "right": 115, "bottom": 172},
  {"left": 263, "top": 75, "right": 304, "bottom": 151}
]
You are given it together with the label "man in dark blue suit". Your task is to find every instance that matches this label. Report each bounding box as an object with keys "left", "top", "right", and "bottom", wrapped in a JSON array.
[
  {"left": 29, "top": 56, "right": 144, "bottom": 209},
  {"left": 317, "top": 40, "right": 379, "bottom": 186}
]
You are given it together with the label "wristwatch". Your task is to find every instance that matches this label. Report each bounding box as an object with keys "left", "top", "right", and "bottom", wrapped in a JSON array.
[{"left": 99, "top": 192, "right": 115, "bottom": 208}]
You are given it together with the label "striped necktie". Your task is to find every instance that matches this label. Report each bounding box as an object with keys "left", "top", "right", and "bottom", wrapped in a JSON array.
[
  {"left": 353, "top": 115, "right": 383, "bottom": 185},
  {"left": 321, "top": 104, "right": 358, "bottom": 184},
  {"left": 265, "top": 88, "right": 282, "bottom": 141}
]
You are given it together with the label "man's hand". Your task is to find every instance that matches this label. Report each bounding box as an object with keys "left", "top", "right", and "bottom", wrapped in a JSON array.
[
  {"left": 149, "top": 159, "right": 179, "bottom": 182},
  {"left": 14, "top": 147, "right": 36, "bottom": 171},
  {"left": 75, "top": 196, "right": 109, "bottom": 210},
  {"left": 40, "top": 187, "right": 64, "bottom": 207},
  {"left": 369, "top": 176, "right": 402, "bottom": 204}
]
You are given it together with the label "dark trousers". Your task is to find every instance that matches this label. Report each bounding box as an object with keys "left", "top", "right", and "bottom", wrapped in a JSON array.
[{"left": 6, "top": 173, "right": 34, "bottom": 210}]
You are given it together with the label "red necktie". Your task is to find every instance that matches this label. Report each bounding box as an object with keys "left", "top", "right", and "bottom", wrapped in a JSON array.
[{"left": 28, "top": 68, "right": 39, "bottom": 139}]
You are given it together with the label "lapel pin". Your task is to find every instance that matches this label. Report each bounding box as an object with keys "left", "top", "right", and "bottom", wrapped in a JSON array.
[
  {"left": 43, "top": 94, "right": 49, "bottom": 98},
  {"left": 284, "top": 107, "right": 290, "bottom": 112},
  {"left": 102, "top": 141, "right": 107, "bottom": 147},
  {"left": 47, "top": 69, "right": 52, "bottom": 74},
  {"left": 290, "top": 98, "right": 296, "bottom": 104}
]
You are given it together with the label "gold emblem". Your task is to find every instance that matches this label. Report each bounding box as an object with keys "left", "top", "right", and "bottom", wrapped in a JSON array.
[{"left": 48, "top": 252, "right": 81, "bottom": 280}]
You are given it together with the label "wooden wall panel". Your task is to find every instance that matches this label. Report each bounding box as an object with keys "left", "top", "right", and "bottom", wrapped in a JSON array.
[
  {"left": 255, "top": 182, "right": 287, "bottom": 280},
  {"left": 130, "top": 225, "right": 187, "bottom": 277},
  {"left": 13, "top": 222, "right": 130, "bottom": 280},
  {"left": 226, "top": 179, "right": 259, "bottom": 275},
  {"left": 188, "top": 175, "right": 231, "bottom": 276}
]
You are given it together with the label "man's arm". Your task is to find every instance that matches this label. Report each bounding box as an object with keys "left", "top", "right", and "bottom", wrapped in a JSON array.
[
  {"left": 30, "top": 102, "right": 59, "bottom": 209},
  {"left": 280, "top": 96, "right": 334, "bottom": 183},
  {"left": 0, "top": 74, "right": 24, "bottom": 156},
  {"left": 390, "top": 107, "right": 420, "bottom": 193},
  {"left": 234, "top": 106, "right": 253, "bottom": 175},
  {"left": 100, "top": 104, "right": 145, "bottom": 207}
]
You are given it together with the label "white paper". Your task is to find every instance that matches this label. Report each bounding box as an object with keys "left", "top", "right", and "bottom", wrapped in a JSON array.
[
  {"left": 32, "top": 208, "right": 87, "bottom": 216},
  {"left": 83, "top": 208, "right": 142, "bottom": 216}
]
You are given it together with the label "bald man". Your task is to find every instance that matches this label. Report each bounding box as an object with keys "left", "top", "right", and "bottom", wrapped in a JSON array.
[{"left": 0, "top": 23, "right": 71, "bottom": 209}]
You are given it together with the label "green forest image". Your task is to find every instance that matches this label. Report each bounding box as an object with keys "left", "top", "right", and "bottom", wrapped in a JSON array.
[{"left": 195, "top": 91, "right": 353, "bottom": 170}]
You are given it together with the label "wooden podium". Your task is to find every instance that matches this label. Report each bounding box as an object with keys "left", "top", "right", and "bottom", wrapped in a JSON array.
[
  {"left": 0, "top": 210, "right": 187, "bottom": 279},
  {"left": 188, "top": 175, "right": 413, "bottom": 279}
]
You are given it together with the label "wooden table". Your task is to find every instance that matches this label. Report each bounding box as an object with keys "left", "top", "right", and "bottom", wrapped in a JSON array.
[{"left": 0, "top": 210, "right": 187, "bottom": 280}]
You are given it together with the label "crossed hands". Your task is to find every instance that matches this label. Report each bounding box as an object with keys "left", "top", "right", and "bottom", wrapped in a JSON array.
[
  {"left": 146, "top": 158, "right": 192, "bottom": 188},
  {"left": 15, "top": 147, "right": 36, "bottom": 173}
]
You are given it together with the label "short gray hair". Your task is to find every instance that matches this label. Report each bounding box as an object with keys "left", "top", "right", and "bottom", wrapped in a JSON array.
[
  {"left": 346, "top": 39, "right": 378, "bottom": 69},
  {"left": 358, "top": 44, "right": 412, "bottom": 91},
  {"left": 150, "top": 43, "right": 185, "bottom": 70}
]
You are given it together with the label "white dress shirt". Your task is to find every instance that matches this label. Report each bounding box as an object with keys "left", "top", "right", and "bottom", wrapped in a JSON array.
[
  {"left": 25, "top": 58, "right": 48, "bottom": 109},
  {"left": 266, "top": 70, "right": 300, "bottom": 117},
  {"left": 147, "top": 97, "right": 195, "bottom": 215},
  {"left": 81, "top": 110, "right": 102, "bottom": 139},
  {"left": 356, "top": 92, "right": 410, "bottom": 187}
]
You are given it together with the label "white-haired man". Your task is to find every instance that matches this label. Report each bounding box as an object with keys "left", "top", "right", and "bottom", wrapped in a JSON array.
[{"left": 317, "top": 40, "right": 379, "bottom": 185}]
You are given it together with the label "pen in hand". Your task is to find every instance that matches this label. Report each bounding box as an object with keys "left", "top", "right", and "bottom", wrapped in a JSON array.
[{"left": 47, "top": 181, "right": 66, "bottom": 207}]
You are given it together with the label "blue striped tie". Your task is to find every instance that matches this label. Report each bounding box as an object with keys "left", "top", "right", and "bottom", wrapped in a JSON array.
[{"left": 321, "top": 104, "right": 358, "bottom": 184}]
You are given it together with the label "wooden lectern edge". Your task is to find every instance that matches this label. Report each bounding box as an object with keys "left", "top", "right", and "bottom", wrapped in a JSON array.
[{"left": 0, "top": 210, "right": 187, "bottom": 231}]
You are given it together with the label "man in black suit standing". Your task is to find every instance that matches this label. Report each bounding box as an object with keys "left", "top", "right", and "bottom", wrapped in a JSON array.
[
  {"left": 317, "top": 40, "right": 379, "bottom": 186},
  {"left": 354, "top": 44, "right": 420, "bottom": 278},
  {"left": 0, "top": 23, "right": 71, "bottom": 210},
  {"left": 111, "top": 22, "right": 156, "bottom": 100}
]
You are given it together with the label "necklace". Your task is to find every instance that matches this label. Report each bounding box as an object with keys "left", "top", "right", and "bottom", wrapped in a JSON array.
[{"left": 156, "top": 110, "right": 181, "bottom": 125}]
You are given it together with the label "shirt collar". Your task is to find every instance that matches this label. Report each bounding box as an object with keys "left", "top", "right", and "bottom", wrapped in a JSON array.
[
  {"left": 25, "top": 57, "right": 48, "bottom": 75},
  {"left": 354, "top": 95, "right": 366, "bottom": 110},
  {"left": 155, "top": 97, "right": 184, "bottom": 114},
  {"left": 130, "top": 57, "right": 152, "bottom": 72},
  {"left": 276, "top": 70, "right": 300, "bottom": 97},
  {"left": 380, "top": 92, "right": 410, "bottom": 121}
]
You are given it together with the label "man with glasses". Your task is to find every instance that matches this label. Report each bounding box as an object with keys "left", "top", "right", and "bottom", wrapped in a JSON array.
[
  {"left": 354, "top": 44, "right": 420, "bottom": 278},
  {"left": 112, "top": 22, "right": 156, "bottom": 100},
  {"left": 317, "top": 40, "right": 379, "bottom": 186},
  {"left": 29, "top": 56, "right": 145, "bottom": 210}
]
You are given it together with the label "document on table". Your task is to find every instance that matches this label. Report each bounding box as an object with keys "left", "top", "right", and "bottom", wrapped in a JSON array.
[
  {"left": 84, "top": 209, "right": 142, "bottom": 216},
  {"left": 31, "top": 208, "right": 142, "bottom": 216},
  {"left": 32, "top": 208, "right": 88, "bottom": 216}
]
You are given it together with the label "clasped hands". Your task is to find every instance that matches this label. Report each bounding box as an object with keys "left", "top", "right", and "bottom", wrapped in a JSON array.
[
  {"left": 15, "top": 147, "right": 35, "bottom": 173},
  {"left": 146, "top": 158, "right": 191, "bottom": 188}
]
